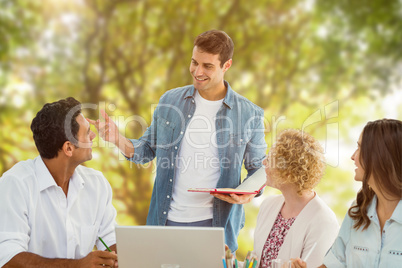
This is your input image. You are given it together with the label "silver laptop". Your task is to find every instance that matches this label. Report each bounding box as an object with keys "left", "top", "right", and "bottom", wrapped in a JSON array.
[{"left": 116, "top": 225, "right": 225, "bottom": 268}]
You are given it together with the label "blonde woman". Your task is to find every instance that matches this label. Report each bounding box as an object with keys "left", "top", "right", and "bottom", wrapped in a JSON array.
[{"left": 254, "top": 129, "right": 339, "bottom": 268}]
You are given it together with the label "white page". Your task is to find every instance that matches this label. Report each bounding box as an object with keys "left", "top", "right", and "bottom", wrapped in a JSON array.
[{"left": 235, "top": 167, "right": 266, "bottom": 191}]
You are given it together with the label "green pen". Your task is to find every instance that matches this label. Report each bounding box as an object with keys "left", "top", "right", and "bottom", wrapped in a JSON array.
[
  {"left": 244, "top": 251, "right": 251, "bottom": 268},
  {"left": 98, "top": 237, "right": 112, "bottom": 252},
  {"left": 252, "top": 259, "right": 257, "bottom": 268}
]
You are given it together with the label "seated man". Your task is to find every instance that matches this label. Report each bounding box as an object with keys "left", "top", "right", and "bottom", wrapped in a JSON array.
[{"left": 0, "top": 97, "right": 118, "bottom": 268}]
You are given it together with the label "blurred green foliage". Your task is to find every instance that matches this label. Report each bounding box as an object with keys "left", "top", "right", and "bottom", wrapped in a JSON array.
[{"left": 1, "top": 0, "right": 401, "bottom": 259}]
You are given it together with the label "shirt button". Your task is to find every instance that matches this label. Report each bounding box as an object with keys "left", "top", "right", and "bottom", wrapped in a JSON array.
[
  {"left": 163, "top": 211, "right": 167, "bottom": 215},
  {"left": 188, "top": 115, "right": 191, "bottom": 118},
  {"left": 175, "top": 146, "right": 178, "bottom": 150},
  {"left": 167, "top": 195, "right": 170, "bottom": 198},
  {"left": 170, "top": 179, "right": 173, "bottom": 182},
  {"left": 180, "top": 131, "right": 184, "bottom": 135},
  {"left": 240, "top": 139, "right": 243, "bottom": 142},
  {"left": 192, "top": 100, "right": 195, "bottom": 103},
  {"left": 171, "top": 163, "right": 174, "bottom": 166},
  {"left": 166, "top": 121, "right": 170, "bottom": 125}
]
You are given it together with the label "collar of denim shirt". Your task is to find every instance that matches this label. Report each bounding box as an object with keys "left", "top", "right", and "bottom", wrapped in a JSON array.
[
  {"left": 367, "top": 195, "right": 402, "bottom": 225},
  {"left": 183, "top": 80, "right": 235, "bottom": 110}
]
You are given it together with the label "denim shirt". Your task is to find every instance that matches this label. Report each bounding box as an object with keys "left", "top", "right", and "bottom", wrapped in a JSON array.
[
  {"left": 323, "top": 196, "right": 402, "bottom": 268},
  {"left": 126, "top": 81, "right": 267, "bottom": 251}
]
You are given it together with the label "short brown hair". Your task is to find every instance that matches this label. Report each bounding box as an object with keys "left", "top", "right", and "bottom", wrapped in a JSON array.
[
  {"left": 268, "top": 129, "right": 326, "bottom": 195},
  {"left": 348, "top": 119, "right": 402, "bottom": 230},
  {"left": 194, "top": 30, "right": 234, "bottom": 67},
  {"left": 31, "top": 97, "right": 81, "bottom": 159}
]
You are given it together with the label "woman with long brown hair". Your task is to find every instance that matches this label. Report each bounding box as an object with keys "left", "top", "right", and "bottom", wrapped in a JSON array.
[{"left": 292, "top": 118, "right": 402, "bottom": 267}]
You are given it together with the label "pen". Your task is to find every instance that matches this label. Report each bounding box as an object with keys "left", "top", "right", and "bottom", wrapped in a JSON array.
[
  {"left": 244, "top": 251, "right": 251, "bottom": 268},
  {"left": 225, "top": 248, "right": 233, "bottom": 268},
  {"left": 222, "top": 258, "right": 227, "bottom": 268},
  {"left": 303, "top": 242, "right": 317, "bottom": 263},
  {"left": 98, "top": 237, "right": 112, "bottom": 252},
  {"left": 252, "top": 259, "right": 257, "bottom": 268},
  {"left": 235, "top": 259, "right": 238, "bottom": 268}
]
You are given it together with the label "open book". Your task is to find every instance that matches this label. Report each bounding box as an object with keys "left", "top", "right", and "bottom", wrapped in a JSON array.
[{"left": 188, "top": 167, "right": 266, "bottom": 195}]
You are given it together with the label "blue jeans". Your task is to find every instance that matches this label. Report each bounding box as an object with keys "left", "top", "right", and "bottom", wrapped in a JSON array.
[{"left": 166, "top": 219, "right": 213, "bottom": 227}]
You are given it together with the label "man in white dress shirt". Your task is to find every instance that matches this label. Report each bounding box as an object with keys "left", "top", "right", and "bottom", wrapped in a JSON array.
[{"left": 0, "top": 97, "right": 118, "bottom": 268}]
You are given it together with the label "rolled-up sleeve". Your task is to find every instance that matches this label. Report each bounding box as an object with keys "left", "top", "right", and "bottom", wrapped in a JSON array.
[
  {"left": 323, "top": 212, "right": 353, "bottom": 268},
  {"left": 0, "top": 175, "right": 30, "bottom": 267}
]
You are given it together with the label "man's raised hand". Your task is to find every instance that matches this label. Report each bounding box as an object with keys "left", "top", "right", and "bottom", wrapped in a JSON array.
[{"left": 87, "top": 109, "right": 120, "bottom": 145}]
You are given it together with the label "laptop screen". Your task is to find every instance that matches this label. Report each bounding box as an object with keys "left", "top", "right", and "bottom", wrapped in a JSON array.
[{"left": 116, "top": 225, "right": 225, "bottom": 268}]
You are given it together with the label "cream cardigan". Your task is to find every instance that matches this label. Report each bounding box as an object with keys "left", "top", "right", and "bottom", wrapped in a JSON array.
[{"left": 253, "top": 194, "right": 339, "bottom": 268}]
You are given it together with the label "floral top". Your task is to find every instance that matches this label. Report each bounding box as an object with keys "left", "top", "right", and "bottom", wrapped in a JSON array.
[{"left": 259, "top": 212, "right": 296, "bottom": 268}]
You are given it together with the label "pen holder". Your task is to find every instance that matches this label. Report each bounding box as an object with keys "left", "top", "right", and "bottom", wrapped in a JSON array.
[
  {"left": 272, "top": 259, "right": 291, "bottom": 268},
  {"left": 226, "top": 258, "right": 233, "bottom": 268}
]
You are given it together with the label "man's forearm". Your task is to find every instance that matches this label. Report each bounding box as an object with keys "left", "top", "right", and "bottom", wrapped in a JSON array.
[
  {"left": 4, "top": 246, "right": 118, "bottom": 268},
  {"left": 4, "top": 252, "right": 79, "bottom": 268}
]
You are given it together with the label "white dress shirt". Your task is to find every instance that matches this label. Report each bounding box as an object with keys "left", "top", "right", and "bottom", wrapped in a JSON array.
[
  {"left": 324, "top": 196, "right": 402, "bottom": 268},
  {"left": 0, "top": 156, "right": 117, "bottom": 267}
]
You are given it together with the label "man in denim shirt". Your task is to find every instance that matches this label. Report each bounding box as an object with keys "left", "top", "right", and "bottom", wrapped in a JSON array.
[{"left": 88, "top": 30, "right": 267, "bottom": 252}]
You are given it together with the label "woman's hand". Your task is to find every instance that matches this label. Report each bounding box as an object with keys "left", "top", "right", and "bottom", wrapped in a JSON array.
[{"left": 290, "top": 258, "right": 307, "bottom": 268}]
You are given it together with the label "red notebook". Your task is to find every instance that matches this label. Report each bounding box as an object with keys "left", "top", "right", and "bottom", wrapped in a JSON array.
[{"left": 188, "top": 167, "right": 266, "bottom": 195}]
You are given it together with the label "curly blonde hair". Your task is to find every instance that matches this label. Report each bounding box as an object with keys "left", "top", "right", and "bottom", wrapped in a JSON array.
[{"left": 268, "top": 129, "right": 326, "bottom": 195}]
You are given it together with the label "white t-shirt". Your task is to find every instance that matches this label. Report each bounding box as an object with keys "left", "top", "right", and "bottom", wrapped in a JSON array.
[
  {"left": 0, "top": 156, "right": 117, "bottom": 267},
  {"left": 168, "top": 90, "right": 223, "bottom": 222}
]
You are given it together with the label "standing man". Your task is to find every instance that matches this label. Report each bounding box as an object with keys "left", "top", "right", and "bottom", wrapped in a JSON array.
[
  {"left": 89, "top": 30, "right": 266, "bottom": 252},
  {"left": 0, "top": 97, "right": 118, "bottom": 267}
]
